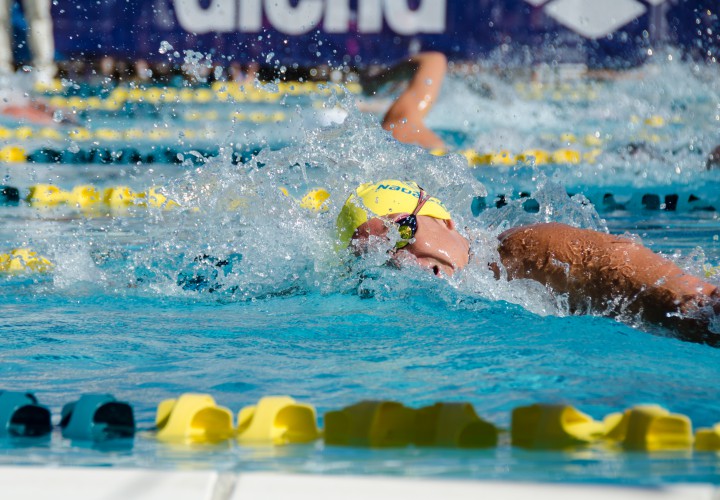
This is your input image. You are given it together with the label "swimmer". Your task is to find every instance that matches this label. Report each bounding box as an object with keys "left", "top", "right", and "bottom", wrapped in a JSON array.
[
  {"left": 1, "top": 99, "right": 57, "bottom": 125},
  {"left": 0, "top": 75, "right": 66, "bottom": 125},
  {"left": 337, "top": 180, "right": 720, "bottom": 347},
  {"left": 360, "top": 52, "right": 448, "bottom": 150}
]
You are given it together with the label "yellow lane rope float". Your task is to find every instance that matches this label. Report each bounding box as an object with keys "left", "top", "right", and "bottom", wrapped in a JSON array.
[
  {"left": 0, "top": 145, "right": 27, "bottom": 162},
  {"left": 705, "top": 264, "right": 720, "bottom": 278},
  {"left": 25, "top": 184, "right": 181, "bottom": 210},
  {"left": 0, "top": 248, "right": 53, "bottom": 274},
  {"left": 36, "top": 82, "right": 361, "bottom": 108},
  {"left": 430, "top": 147, "right": 603, "bottom": 166},
  {"left": 19, "top": 184, "right": 329, "bottom": 213},
  {"left": 147, "top": 395, "right": 716, "bottom": 451}
]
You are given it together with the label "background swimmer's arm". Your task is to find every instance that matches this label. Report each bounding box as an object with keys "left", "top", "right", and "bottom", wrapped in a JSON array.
[
  {"left": 497, "top": 223, "right": 719, "bottom": 345},
  {"left": 361, "top": 52, "right": 445, "bottom": 94},
  {"left": 374, "top": 52, "right": 447, "bottom": 150}
]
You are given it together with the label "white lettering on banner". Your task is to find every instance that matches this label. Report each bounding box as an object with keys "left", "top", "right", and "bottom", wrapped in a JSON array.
[
  {"left": 324, "top": 0, "right": 351, "bottom": 33},
  {"left": 266, "top": 0, "right": 324, "bottom": 35},
  {"left": 174, "top": 0, "right": 235, "bottom": 34},
  {"left": 384, "top": 0, "right": 446, "bottom": 35},
  {"left": 172, "top": 0, "right": 447, "bottom": 35},
  {"left": 238, "top": 0, "right": 262, "bottom": 32},
  {"left": 358, "top": 0, "right": 382, "bottom": 33}
]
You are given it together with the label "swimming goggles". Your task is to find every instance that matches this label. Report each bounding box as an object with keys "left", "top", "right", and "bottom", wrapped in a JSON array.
[{"left": 392, "top": 188, "right": 430, "bottom": 249}]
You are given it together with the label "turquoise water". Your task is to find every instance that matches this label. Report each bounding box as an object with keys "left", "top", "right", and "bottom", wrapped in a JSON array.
[{"left": 1, "top": 59, "right": 720, "bottom": 483}]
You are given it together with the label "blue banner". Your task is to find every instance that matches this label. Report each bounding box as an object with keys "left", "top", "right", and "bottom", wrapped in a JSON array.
[{"left": 41, "top": 0, "right": 719, "bottom": 68}]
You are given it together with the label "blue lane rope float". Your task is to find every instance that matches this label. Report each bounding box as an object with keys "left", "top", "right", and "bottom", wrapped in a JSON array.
[
  {"left": 26, "top": 146, "right": 220, "bottom": 165},
  {"left": 0, "top": 185, "right": 19, "bottom": 204},
  {"left": 0, "top": 391, "right": 52, "bottom": 438},
  {"left": 473, "top": 190, "right": 717, "bottom": 214},
  {"left": 60, "top": 394, "right": 135, "bottom": 442}
]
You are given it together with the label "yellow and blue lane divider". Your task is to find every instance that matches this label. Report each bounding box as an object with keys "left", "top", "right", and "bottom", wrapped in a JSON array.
[
  {"left": 35, "top": 81, "right": 362, "bottom": 109},
  {"left": 431, "top": 147, "right": 603, "bottom": 167},
  {"left": 0, "top": 116, "right": 284, "bottom": 142},
  {"left": 0, "top": 142, "right": 603, "bottom": 166},
  {"left": 514, "top": 81, "right": 601, "bottom": 102},
  {"left": 0, "top": 184, "right": 180, "bottom": 214},
  {"left": 2, "top": 182, "right": 718, "bottom": 218},
  {"left": 3, "top": 390, "right": 720, "bottom": 452},
  {"left": 0, "top": 144, "right": 248, "bottom": 165},
  {"left": 22, "top": 184, "right": 181, "bottom": 211},
  {"left": 0, "top": 123, "right": 670, "bottom": 167},
  {"left": 0, "top": 183, "right": 332, "bottom": 218}
]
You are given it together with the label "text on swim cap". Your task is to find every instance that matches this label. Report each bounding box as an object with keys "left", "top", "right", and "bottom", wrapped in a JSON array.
[{"left": 375, "top": 184, "right": 447, "bottom": 208}]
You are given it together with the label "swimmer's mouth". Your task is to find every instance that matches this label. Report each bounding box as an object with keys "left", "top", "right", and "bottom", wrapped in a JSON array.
[{"left": 385, "top": 254, "right": 453, "bottom": 278}]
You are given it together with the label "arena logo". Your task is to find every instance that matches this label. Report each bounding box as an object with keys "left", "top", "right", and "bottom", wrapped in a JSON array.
[
  {"left": 526, "top": 0, "right": 668, "bottom": 39},
  {"left": 173, "top": 0, "right": 447, "bottom": 36}
]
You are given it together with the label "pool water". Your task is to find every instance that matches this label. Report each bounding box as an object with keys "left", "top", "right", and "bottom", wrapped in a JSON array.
[{"left": 1, "top": 58, "right": 720, "bottom": 483}]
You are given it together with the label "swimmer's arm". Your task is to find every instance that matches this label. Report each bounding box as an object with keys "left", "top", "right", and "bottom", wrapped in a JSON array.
[
  {"left": 380, "top": 52, "right": 447, "bottom": 150},
  {"left": 361, "top": 52, "right": 442, "bottom": 93},
  {"left": 381, "top": 52, "right": 447, "bottom": 120},
  {"left": 496, "top": 223, "right": 718, "bottom": 342}
]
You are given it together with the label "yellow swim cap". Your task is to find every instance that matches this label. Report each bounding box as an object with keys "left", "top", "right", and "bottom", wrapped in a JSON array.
[{"left": 336, "top": 179, "right": 452, "bottom": 247}]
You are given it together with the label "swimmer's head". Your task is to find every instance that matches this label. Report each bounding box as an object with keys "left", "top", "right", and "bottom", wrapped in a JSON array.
[
  {"left": 336, "top": 180, "right": 469, "bottom": 276},
  {"left": 336, "top": 179, "right": 451, "bottom": 247}
]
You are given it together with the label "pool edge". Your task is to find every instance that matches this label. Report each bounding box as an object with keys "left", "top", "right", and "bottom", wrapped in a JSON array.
[{"left": 0, "top": 466, "right": 717, "bottom": 500}]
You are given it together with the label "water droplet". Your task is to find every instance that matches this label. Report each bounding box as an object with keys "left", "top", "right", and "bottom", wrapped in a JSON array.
[{"left": 159, "top": 40, "right": 173, "bottom": 54}]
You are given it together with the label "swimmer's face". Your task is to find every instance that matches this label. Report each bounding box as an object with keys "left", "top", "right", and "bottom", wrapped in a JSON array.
[{"left": 351, "top": 215, "right": 470, "bottom": 277}]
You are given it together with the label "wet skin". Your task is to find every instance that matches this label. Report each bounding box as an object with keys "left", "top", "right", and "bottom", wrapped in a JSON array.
[
  {"left": 378, "top": 52, "right": 448, "bottom": 150},
  {"left": 498, "top": 223, "right": 719, "bottom": 345},
  {"left": 353, "top": 215, "right": 469, "bottom": 277},
  {"left": 352, "top": 218, "right": 719, "bottom": 346}
]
